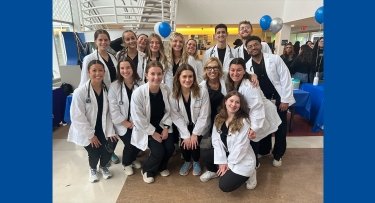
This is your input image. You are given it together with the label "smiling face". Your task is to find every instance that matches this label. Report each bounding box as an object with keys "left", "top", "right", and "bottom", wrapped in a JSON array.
[
  {"left": 95, "top": 34, "right": 110, "bottom": 52},
  {"left": 229, "top": 64, "right": 245, "bottom": 83},
  {"left": 88, "top": 63, "right": 105, "bottom": 84},
  {"left": 149, "top": 37, "right": 161, "bottom": 54},
  {"left": 137, "top": 34, "right": 148, "bottom": 52},
  {"left": 119, "top": 61, "right": 133, "bottom": 80},
  {"left": 171, "top": 35, "right": 184, "bottom": 52},
  {"left": 205, "top": 61, "right": 220, "bottom": 81},
  {"left": 123, "top": 31, "right": 137, "bottom": 50},
  {"left": 179, "top": 70, "right": 194, "bottom": 89},
  {"left": 215, "top": 28, "right": 227, "bottom": 43},
  {"left": 225, "top": 95, "right": 241, "bottom": 114},
  {"left": 186, "top": 39, "right": 197, "bottom": 55},
  {"left": 238, "top": 23, "right": 252, "bottom": 39},
  {"left": 246, "top": 39, "right": 262, "bottom": 57},
  {"left": 146, "top": 66, "right": 163, "bottom": 86}
]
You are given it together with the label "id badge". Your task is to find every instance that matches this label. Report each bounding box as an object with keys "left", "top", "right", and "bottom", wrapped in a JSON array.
[{"left": 271, "top": 99, "right": 276, "bottom": 104}]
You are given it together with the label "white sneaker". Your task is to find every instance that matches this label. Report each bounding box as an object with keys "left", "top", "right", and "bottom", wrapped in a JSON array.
[
  {"left": 132, "top": 160, "right": 141, "bottom": 169},
  {"left": 160, "top": 169, "right": 170, "bottom": 177},
  {"left": 273, "top": 158, "right": 282, "bottom": 167},
  {"left": 200, "top": 171, "right": 218, "bottom": 182},
  {"left": 100, "top": 166, "right": 112, "bottom": 179},
  {"left": 124, "top": 165, "right": 134, "bottom": 176},
  {"left": 89, "top": 168, "right": 99, "bottom": 183},
  {"left": 141, "top": 170, "right": 154, "bottom": 184},
  {"left": 246, "top": 170, "right": 257, "bottom": 190}
]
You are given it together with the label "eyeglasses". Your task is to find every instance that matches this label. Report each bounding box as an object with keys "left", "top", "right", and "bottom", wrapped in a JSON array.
[{"left": 206, "top": 66, "right": 219, "bottom": 72}]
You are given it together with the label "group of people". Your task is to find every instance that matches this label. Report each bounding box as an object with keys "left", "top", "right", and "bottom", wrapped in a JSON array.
[
  {"left": 281, "top": 37, "right": 324, "bottom": 83},
  {"left": 67, "top": 20, "right": 296, "bottom": 193}
]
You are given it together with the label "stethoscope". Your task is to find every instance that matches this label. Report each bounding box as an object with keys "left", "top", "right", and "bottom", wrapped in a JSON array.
[
  {"left": 86, "top": 80, "right": 107, "bottom": 103},
  {"left": 118, "top": 82, "right": 136, "bottom": 105},
  {"left": 209, "top": 44, "right": 234, "bottom": 58}
]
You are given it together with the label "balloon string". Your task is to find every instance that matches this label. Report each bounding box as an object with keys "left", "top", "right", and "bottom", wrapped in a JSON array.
[{"left": 161, "top": 0, "right": 164, "bottom": 22}]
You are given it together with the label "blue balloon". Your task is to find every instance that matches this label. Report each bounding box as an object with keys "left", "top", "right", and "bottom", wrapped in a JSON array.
[
  {"left": 315, "top": 6, "right": 324, "bottom": 24},
  {"left": 158, "top": 22, "right": 172, "bottom": 38},
  {"left": 259, "top": 15, "right": 272, "bottom": 30}
]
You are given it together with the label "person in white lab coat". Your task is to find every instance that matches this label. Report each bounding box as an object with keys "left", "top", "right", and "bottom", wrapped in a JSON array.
[
  {"left": 234, "top": 20, "right": 272, "bottom": 63},
  {"left": 200, "top": 91, "right": 257, "bottom": 192},
  {"left": 203, "top": 24, "right": 235, "bottom": 75},
  {"left": 227, "top": 58, "right": 281, "bottom": 168},
  {"left": 130, "top": 61, "right": 175, "bottom": 184},
  {"left": 146, "top": 33, "right": 173, "bottom": 90},
  {"left": 79, "top": 29, "right": 118, "bottom": 89},
  {"left": 68, "top": 60, "right": 116, "bottom": 183},
  {"left": 115, "top": 30, "right": 147, "bottom": 82},
  {"left": 108, "top": 58, "right": 144, "bottom": 176},
  {"left": 170, "top": 64, "right": 211, "bottom": 176},
  {"left": 245, "top": 36, "right": 295, "bottom": 167},
  {"left": 185, "top": 39, "right": 204, "bottom": 83}
]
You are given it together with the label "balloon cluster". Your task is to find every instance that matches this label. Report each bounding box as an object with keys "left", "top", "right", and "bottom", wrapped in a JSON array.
[
  {"left": 314, "top": 6, "right": 323, "bottom": 24},
  {"left": 259, "top": 15, "right": 283, "bottom": 34},
  {"left": 154, "top": 22, "right": 172, "bottom": 38}
]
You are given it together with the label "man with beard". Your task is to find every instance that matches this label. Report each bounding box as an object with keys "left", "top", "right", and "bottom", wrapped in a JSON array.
[
  {"left": 234, "top": 20, "right": 272, "bottom": 63},
  {"left": 245, "top": 36, "right": 295, "bottom": 167}
]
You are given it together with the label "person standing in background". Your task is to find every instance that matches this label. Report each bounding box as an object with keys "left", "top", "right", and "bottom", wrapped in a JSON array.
[
  {"left": 290, "top": 44, "right": 314, "bottom": 83},
  {"left": 137, "top": 33, "right": 148, "bottom": 53},
  {"left": 185, "top": 39, "right": 204, "bottom": 83},
  {"left": 311, "top": 37, "right": 324, "bottom": 81},
  {"left": 280, "top": 42, "right": 296, "bottom": 73}
]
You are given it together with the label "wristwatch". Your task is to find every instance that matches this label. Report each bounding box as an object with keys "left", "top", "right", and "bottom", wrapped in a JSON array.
[{"left": 164, "top": 125, "right": 170, "bottom": 129}]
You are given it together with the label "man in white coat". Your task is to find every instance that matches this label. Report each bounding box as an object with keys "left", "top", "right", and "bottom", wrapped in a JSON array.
[
  {"left": 245, "top": 36, "right": 295, "bottom": 167},
  {"left": 203, "top": 23, "right": 235, "bottom": 76},
  {"left": 234, "top": 20, "right": 272, "bottom": 63}
]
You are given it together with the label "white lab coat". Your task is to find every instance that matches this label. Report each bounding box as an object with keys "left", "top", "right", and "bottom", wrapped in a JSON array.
[
  {"left": 116, "top": 50, "right": 147, "bottom": 82},
  {"left": 199, "top": 78, "right": 227, "bottom": 96},
  {"left": 237, "top": 79, "right": 281, "bottom": 142},
  {"left": 130, "top": 83, "right": 172, "bottom": 151},
  {"left": 163, "top": 62, "right": 174, "bottom": 92},
  {"left": 68, "top": 80, "right": 116, "bottom": 147},
  {"left": 187, "top": 56, "right": 204, "bottom": 84},
  {"left": 108, "top": 80, "right": 143, "bottom": 136},
  {"left": 212, "top": 118, "right": 256, "bottom": 177},
  {"left": 79, "top": 50, "right": 118, "bottom": 88},
  {"left": 234, "top": 42, "right": 272, "bottom": 58},
  {"left": 170, "top": 87, "right": 211, "bottom": 139},
  {"left": 246, "top": 53, "right": 295, "bottom": 106},
  {"left": 203, "top": 44, "right": 235, "bottom": 75}
]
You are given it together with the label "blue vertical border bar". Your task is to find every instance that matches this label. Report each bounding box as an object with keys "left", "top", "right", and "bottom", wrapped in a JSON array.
[
  {"left": 325, "top": 0, "right": 374, "bottom": 202},
  {"left": 1, "top": 0, "right": 52, "bottom": 202}
]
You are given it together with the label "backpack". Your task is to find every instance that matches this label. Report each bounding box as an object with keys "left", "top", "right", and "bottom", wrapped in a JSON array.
[{"left": 60, "top": 83, "right": 74, "bottom": 96}]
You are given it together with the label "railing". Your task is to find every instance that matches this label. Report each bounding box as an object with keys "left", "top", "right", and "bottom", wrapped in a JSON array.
[{"left": 78, "top": 0, "right": 177, "bottom": 31}]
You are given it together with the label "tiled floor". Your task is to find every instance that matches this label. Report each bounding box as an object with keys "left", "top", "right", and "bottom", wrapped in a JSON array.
[{"left": 53, "top": 123, "right": 323, "bottom": 203}]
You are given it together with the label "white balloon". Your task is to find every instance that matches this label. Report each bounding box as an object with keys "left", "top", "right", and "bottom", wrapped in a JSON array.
[
  {"left": 269, "top": 17, "right": 283, "bottom": 34},
  {"left": 154, "top": 22, "right": 162, "bottom": 35}
]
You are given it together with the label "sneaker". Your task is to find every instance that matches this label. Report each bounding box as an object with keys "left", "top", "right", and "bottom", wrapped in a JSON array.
[
  {"left": 160, "top": 169, "right": 170, "bottom": 177},
  {"left": 246, "top": 170, "right": 257, "bottom": 190},
  {"left": 141, "top": 170, "right": 154, "bottom": 184},
  {"left": 192, "top": 162, "right": 202, "bottom": 176},
  {"left": 100, "top": 166, "right": 112, "bottom": 179},
  {"left": 199, "top": 171, "right": 218, "bottom": 182},
  {"left": 89, "top": 168, "right": 99, "bottom": 183},
  {"left": 132, "top": 160, "right": 141, "bottom": 169},
  {"left": 111, "top": 153, "right": 120, "bottom": 164},
  {"left": 124, "top": 165, "right": 134, "bottom": 176},
  {"left": 255, "top": 162, "right": 261, "bottom": 169},
  {"left": 179, "top": 162, "right": 192, "bottom": 176},
  {"left": 273, "top": 158, "right": 282, "bottom": 167}
]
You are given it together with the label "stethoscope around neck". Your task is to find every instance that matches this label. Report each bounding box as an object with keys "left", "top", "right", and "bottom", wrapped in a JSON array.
[
  {"left": 118, "top": 82, "right": 134, "bottom": 105},
  {"left": 209, "top": 44, "right": 234, "bottom": 58},
  {"left": 86, "top": 80, "right": 107, "bottom": 103}
]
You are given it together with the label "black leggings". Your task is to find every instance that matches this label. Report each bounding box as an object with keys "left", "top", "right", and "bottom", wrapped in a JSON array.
[
  {"left": 84, "top": 143, "right": 111, "bottom": 169},
  {"left": 119, "top": 129, "right": 140, "bottom": 166},
  {"left": 219, "top": 170, "right": 249, "bottom": 192},
  {"left": 180, "top": 136, "right": 203, "bottom": 162}
]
